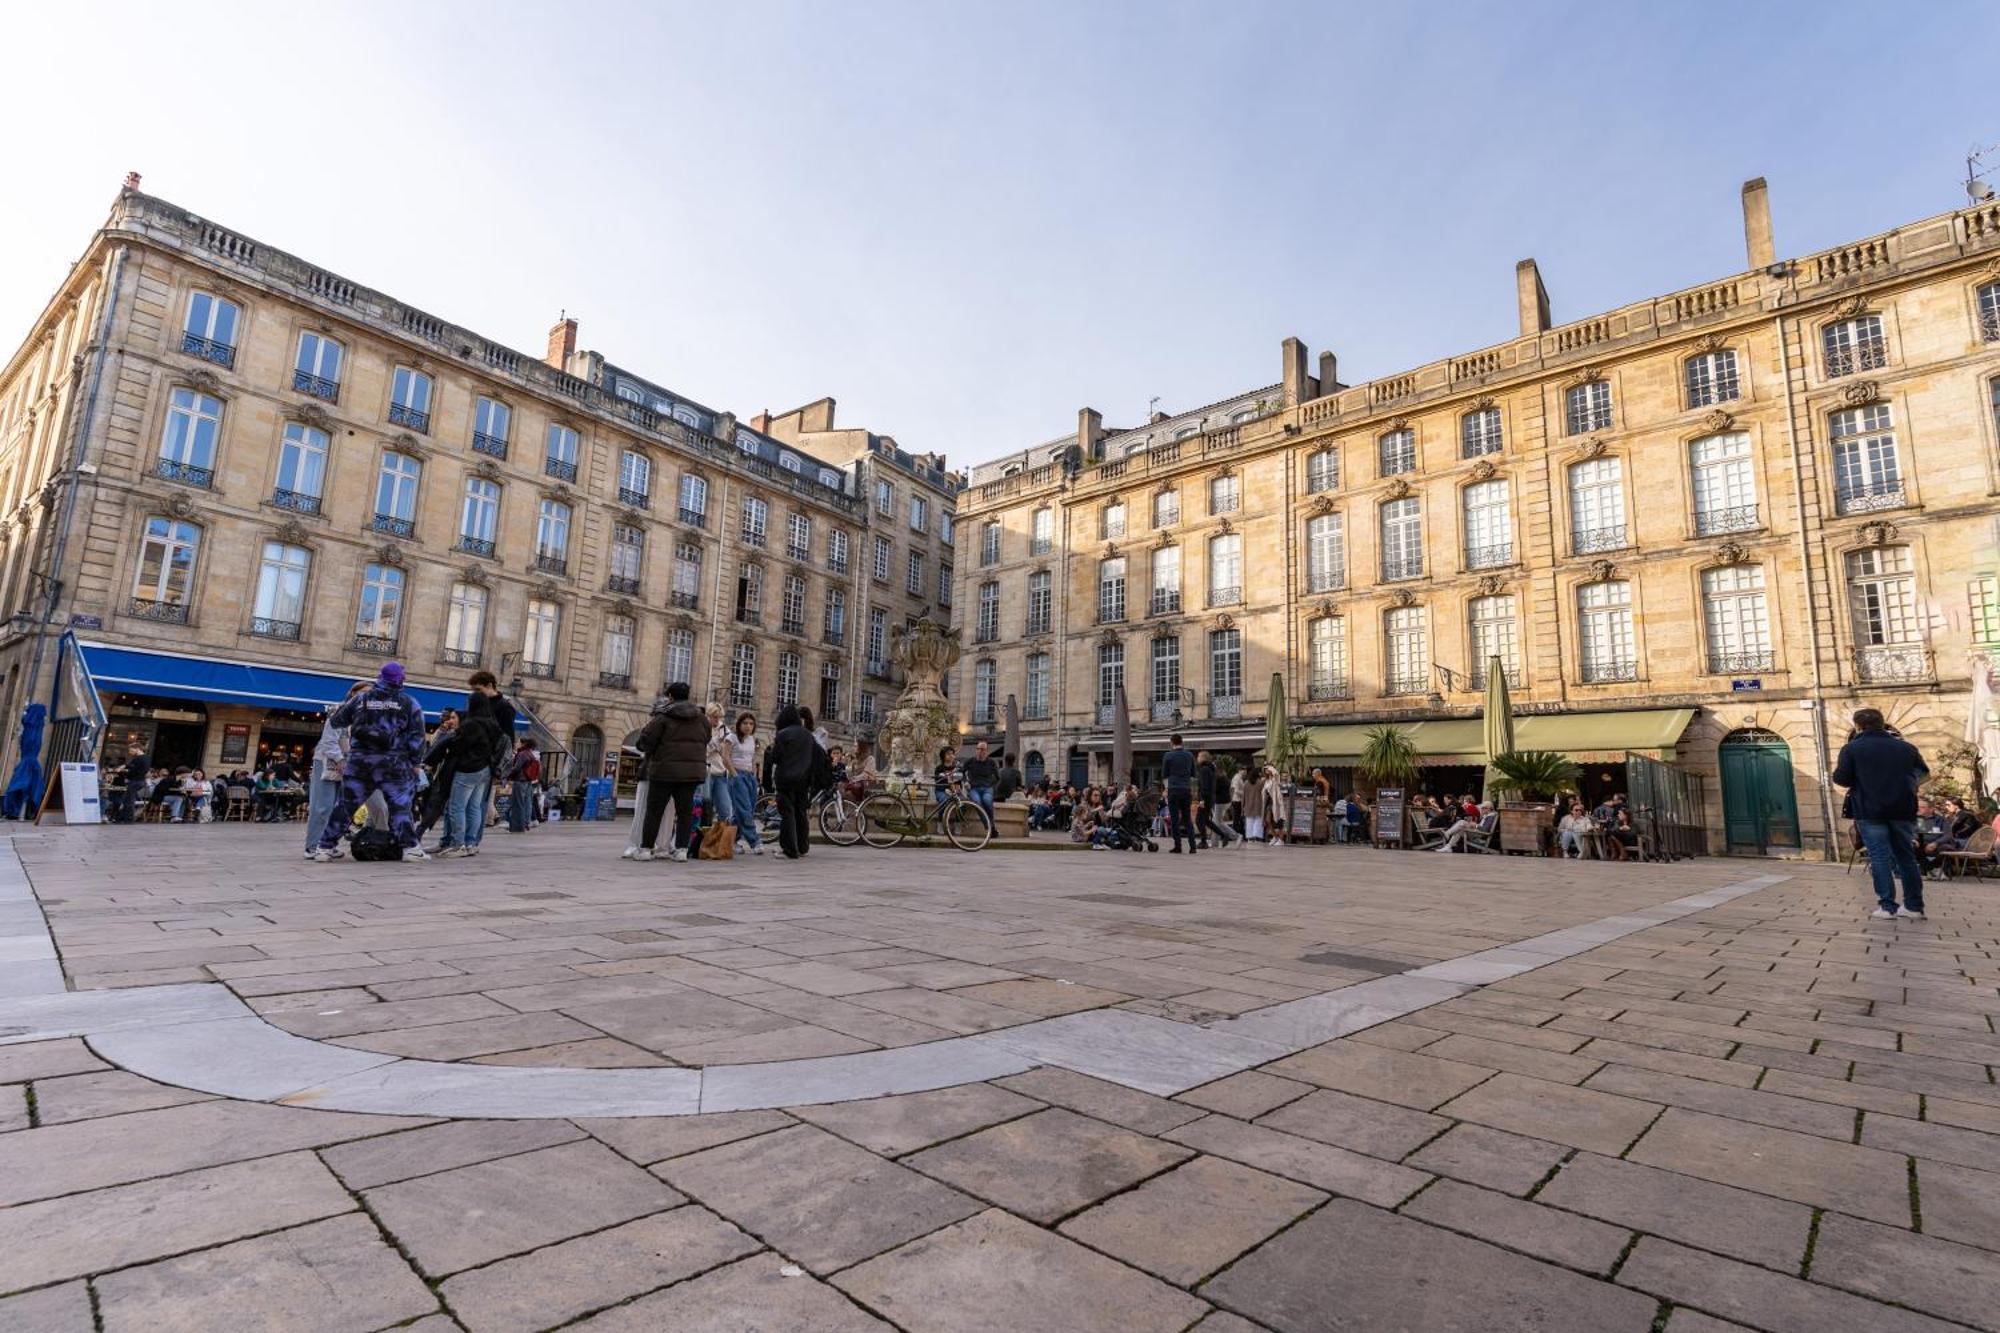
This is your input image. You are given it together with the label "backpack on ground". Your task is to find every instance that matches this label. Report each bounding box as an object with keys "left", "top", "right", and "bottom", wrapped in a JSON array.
[{"left": 350, "top": 827, "right": 404, "bottom": 862}]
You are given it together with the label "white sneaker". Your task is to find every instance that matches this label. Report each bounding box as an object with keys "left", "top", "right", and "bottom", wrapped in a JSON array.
[
  {"left": 620, "top": 846, "right": 637, "bottom": 860},
  {"left": 632, "top": 848, "right": 654, "bottom": 862},
  {"left": 1897, "top": 907, "right": 1927, "bottom": 920},
  {"left": 403, "top": 847, "right": 429, "bottom": 862},
  {"left": 751, "top": 844, "right": 765, "bottom": 855},
  {"left": 669, "top": 849, "right": 688, "bottom": 862},
  {"left": 310, "top": 847, "right": 344, "bottom": 862},
  {"left": 1870, "top": 908, "right": 1897, "bottom": 919}
]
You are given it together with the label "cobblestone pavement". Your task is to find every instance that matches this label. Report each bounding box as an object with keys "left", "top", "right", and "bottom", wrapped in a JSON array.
[{"left": 4, "top": 822, "right": 1999, "bottom": 1330}]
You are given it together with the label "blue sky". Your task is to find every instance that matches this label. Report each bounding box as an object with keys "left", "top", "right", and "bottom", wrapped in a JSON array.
[{"left": 2, "top": 1, "right": 1995, "bottom": 465}]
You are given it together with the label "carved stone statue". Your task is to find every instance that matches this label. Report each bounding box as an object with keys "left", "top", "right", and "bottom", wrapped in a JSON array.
[{"left": 876, "top": 615, "right": 962, "bottom": 785}]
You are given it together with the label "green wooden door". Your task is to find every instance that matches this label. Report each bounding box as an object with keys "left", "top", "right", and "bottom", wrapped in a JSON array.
[{"left": 1720, "top": 731, "right": 1800, "bottom": 854}]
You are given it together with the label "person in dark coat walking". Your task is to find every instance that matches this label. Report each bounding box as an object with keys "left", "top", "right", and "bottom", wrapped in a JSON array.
[
  {"left": 633, "top": 682, "right": 710, "bottom": 861},
  {"left": 1161, "top": 734, "right": 1198, "bottom": 854},
  {"left": 1832, "top": 707, "right": 1931, "bottom": 920},
  {"left": 764, "top": 705, "right": 816, "bottom": 858},
  {"left": 1194, "top": 750, "right": 1237, "bottom": 848}
]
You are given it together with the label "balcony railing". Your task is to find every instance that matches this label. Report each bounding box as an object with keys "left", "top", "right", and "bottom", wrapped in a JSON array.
[
  {"left": 1835, "top": 480, "right": 1906, "bottom": 515},
  {"left": 1030, "top": 537, "right": 1052, "bottom": 556},
  {"left": 387, "top": 402, "right": 429, "bottom": 433},
  {"left": 127, "top": 597, "right": 189, "bottom": 624},
  {"left": 1580, "top": 659, "right": 1640, "bottom": 684},
  {"left": 1150, "top": 699, "right": 1178, "bottom": 723},
  {"left": 370, "top": 513, "right": 416, "bottom": 539},
  {"left": 780, "top": 617, "right": 806, "bottom": 637},
  {"left": 1573, "top": 524, "right": 1628, "bottom": 554},
  {"left": 1211, "top": 693, "right": 1243, "bottom": 719},
  {"left": 545, "top": 456, "right": 578, "bottom": 483},
  {"left": 736, "top": 607, "right": 760, "bottom": 625},
  {"left": 598, "top": 671, "right": 632, "bottom": 690},
  {"left": 181, "top": 333, "right": 235, "bottom": 368},
  {"left": 787, "top": 543, "right": 810, "bottom": 562},
  {"left": 1467, "top": 665, "right": 1522, "bottom": 690},
  {"left": 730, "top": 688, "right": 755, "bottom": 708},
  {"left": 1208, "top": 586, "right": 1243, "bottom": 607},
  {"left": 1097, "top": 603, "right": 1127, "bottom": 625},
  {"left": 678, "top": 506, "right": 707, "bottom": 528},
  {"left": 741, "top": 529, "right": 766, "bottom": 549},
  {"left": 867, "top": 658, "right": 891, "bottom": 679},
  {"left": 1150, "top": 589, "right": 1182, "bottom": 616},
  {"left": 251, "top": 617, "right": 301, "bottom": 641},
  {"left": 1825, "top": 341, "right": 1887, "bottom": 379},
  {"left": 1380, "top": 558, "right": 1423, "bottom": 583},
  {"left": 272, "top": 488, "right": 321, "bottom": 516},
  {"left": 1465, "top": 543, "right": 1513, "bottom": 570},
  {"left": 521, "top": 660, "right": 556, "bottom": 679},
  {"left": 1308, "top": 679, "right": 1352, "bottom": 702},
  {"left": 828, "top": 558, "right": 849, "bottom": 576},
  {"left": 974, "top": 626, "right": 999, "bottom": 644},
  {"left": 1096, "top": 703, "right": 1120, "bottom": 726},
  {"left": 824, "top": 629, "right": 845, "bottom": 647},
  {"left": 1026, "top": 615, "right": 1051, "bottom": 636},
  {"left": 472, "top": 432, "right": 508, "bottom": 459},
  {"left": 439, "top": 647, "right": 481, "bottom": 668},
  {"left": 1694, "top": 504, "right": 1759, "bottom": 536},
  {"left": 1307, "top": 573, "right": 1346, "bottom": 594},
  {"left": 606, "top": 575, "right": 641, "bottom": 596},
  {"left": 533, "top": 552, "right": 568, "bottom": 576},
  {"left": 1855, "top": 644, "right": 1933, "bottom": 684},
  {"left": 1384, "top": 673, "right": 1429, "bottom": 696},
  {"left": 619, "top": 487, "right": 650, "bottom": 509},
  {"left": 156, "top": 457, "right": 213, "bottom": 488},
  {"left": 669, "top": 589, "right": 700, "bottom": 611},
  {"left": 455, "top": 534, "right": 495, "bottom": 558},
  {"left": 292, "top": 370, "right": 338, "bottom": 402},
  {"left": 351, "top": 633, "right": 398, "bottom": 656},
  {"left": 1707, "top": 650, "right": 1775, "bottom": 674}
]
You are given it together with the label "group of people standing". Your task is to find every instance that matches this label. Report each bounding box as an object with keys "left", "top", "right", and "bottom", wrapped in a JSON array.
[{"left": 624, "top": 689, "right": 832, "bottom": 861}]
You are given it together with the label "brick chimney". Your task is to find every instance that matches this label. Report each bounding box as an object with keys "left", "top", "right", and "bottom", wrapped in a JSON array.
[
  {"left": 1317, "top": 350, "right": 1340, "bottom": 393},
  {"left": 1077, "top": 407, "right": 1104, "bottom": 461},
  {"left": 1281, "top": 337, "right": 1317, "bottom": 407},
  {"left": 1741, "top": 177, "right": 1776, "bottom": 270},
  {"left": 545, "top": 316, "right": 577, "bottom": 371},
  {"left": 1516, "top": 260, "right": 1551, "bottom": 337},
  {"left": 123, "top": 171, "right": 142, "bottom": 192}
]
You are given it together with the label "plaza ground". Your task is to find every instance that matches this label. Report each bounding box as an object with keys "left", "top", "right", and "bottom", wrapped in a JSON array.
[{"left": 2, "top": 821, "right": 1998, "bottom": 1331}]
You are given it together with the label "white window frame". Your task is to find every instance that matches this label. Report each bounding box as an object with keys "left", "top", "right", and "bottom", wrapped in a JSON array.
[
  {"left": 356, "top": 564, "right": 405, "bottom": 640},
  {"left": 133, "top": 517, "right": 200, "bottom": 605},
  {"left": 1308, "top": 617, "right": 1346, "bottom": 697},
  {"left": 1378, "top": 428, "right": 1416, "bottom": 477},
  {"left": 375, "top": 452, "right": 422, "bottom": 522},
  {"left": 1306, "top": 513, "right": 1344, "bottom": 593},
  {"left": 160, "top": 388, "right": 223, "bottom": 470},
  {"left": 276, "top": 422, "right": 328, "bottom": 501},
  {"left": 1208, "top": 532, "right": 1243, "bottom": 605},
  {"left": 460, "top": 477, "right": 500, "bottom": 544},
  {"left": 1306, "top": 448, "right": 1339, "bottom": 494},
  {"left": 536, "top": 498, "right": 572, "bottom": 560},
  {"left": 1578, "top": 581, "right": 1637, "bottom": 679},
  {"left": 1565, "top": 379, "right": 1612, "bottom": 435},
  {"left": 254, "top": 542, "right": 311, "bottom": 625},
  {"left": 1684, "top": 349, "right": 1740, "bottom": 408},
  {"left": 1379, "top": 497, "right": 1423, "bottom": 580},
  {"left": 1209, "top": 473, "right": 1240, "bottom": 515},
  {"left": 523, "top": 599, "right": 560, "bottom": 669},
  {"left": 1385, "top": 606, "right": 1428, "bottom": 694},
  {"left": 444, "top": 581, "right": 486, "bottom": 655},
  {"left": 1460, "top": 407, "right": 1503, "bottom": 458}
]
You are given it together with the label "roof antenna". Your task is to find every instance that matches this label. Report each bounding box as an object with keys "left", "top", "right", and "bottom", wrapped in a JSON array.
[{"left": 1967, "top": 143, "right": 1999, "bottom": 203}]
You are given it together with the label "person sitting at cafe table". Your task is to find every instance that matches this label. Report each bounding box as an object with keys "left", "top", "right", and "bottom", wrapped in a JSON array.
[{"left": 1557, "top": 801, "right": 1598, "bottom": 858}]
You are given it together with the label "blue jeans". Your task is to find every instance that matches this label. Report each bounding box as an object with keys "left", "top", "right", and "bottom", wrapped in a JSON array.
[
  {"left": 969, "top": 785, "right": 995, "bottom": 823},
  {"left": 444, "top": 770, "right": 490, "bottom": 848},
  {"left": 706, "top": 773, "right": 734, "bottom": 826},
  {"left": 507, "top": 780, "right": 536, "bottom": 832},
  {"left": 1856, "top": 819, "right": 1925, "bottom": 914},
  {"left": 730, "top": 772, "right": 761, "bottom": 848},
  {"left": 303, "top": 776, "right": 341, "bottom": 852}
]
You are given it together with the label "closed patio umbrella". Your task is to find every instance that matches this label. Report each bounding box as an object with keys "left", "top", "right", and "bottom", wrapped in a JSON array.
[
  {"left": 1004, "top": 693, "right": 1021, "bottom": 769},
  {"left": 1111, "top": 683, "right": 1133, "bottom": 787},
  {"left": 1264, "top": 673, "right": 1290, "bottom": 776},
  {"left": 1481, "top": 653, "right": 1515, "bottom": 797}
]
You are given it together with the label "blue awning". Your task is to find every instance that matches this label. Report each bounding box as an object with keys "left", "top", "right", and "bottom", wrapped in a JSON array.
[{"left": 77, "top": 641, "right": 480, "bottom": 722}]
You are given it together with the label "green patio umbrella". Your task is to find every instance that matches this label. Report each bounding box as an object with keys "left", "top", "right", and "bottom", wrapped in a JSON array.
[
  {"left": 1481, "top": 654, "right": 1515, "bottom": 797},
  {"left": 1264, "top": 673, "right": 1290, "bottom": 776}
]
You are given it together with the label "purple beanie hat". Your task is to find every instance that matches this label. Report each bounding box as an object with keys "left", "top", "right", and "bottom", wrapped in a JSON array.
[{"left": 379, "top": 662, "right": 405, "bottom": 688}]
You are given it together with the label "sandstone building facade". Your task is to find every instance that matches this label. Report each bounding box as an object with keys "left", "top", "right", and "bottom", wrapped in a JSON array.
[
  {"left": 954, "top": 180, "right": 2000, "bottom": 857},
  {"left": 0, "top": 181, "right": 959, "bottom": 791}
]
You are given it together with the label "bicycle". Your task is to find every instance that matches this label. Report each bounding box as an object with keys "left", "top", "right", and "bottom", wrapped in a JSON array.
[
  {"left": 752, "top": 785, "right": 867, "bottom": 847},
  {"left": 856, "top": 782, "right": 993, "bottom": 851}
]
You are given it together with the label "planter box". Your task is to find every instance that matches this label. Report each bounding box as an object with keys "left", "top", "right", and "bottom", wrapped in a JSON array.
[{"left": 1499, "top": 802, "right": 1555, "bottom": 855}]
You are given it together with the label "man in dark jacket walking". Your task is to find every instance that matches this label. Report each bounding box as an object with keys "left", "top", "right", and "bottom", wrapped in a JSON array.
[
  {"left": 1833, "top": 707, "right": 1931, "bottom": 920},
  {"left": 1194, "top": 749, "right": 1237, "bottom": 849},
  {"left": 764, "top": 705, "right": 816, "bottom": 859},
  {"left": 1161, "top": 734, "right": 1198, "bottom": 854},
  {"left": 634, "top": 682, "right": 710, "bottom": 861},
  {"left": 312, "top": 662, "right": 427, "bottom": 861}
]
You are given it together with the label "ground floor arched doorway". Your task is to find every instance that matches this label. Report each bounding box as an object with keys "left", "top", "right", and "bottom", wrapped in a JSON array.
[
  {"left": 570, "top": 724, "right": 604, "bottom": 792},
  {"left": 1719, "top": 728, "right": 1800, "bottom": 854},
  {"left": 1024, "top": 750, "right": 1045, "bottom": 786}
]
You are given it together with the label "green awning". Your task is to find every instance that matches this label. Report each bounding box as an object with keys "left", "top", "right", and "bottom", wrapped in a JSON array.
[{"left": 1303, "top": 708, "right": 1696, "bottom": 766}]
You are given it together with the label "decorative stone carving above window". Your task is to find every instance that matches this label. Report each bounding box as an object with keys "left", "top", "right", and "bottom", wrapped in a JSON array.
[
  {"left": 373, "top": 542, "right": 405, "bottom": 568},
  {"left": 1387, "top": 416, "right": 1411, "bottom": 431},
  {"left": 1468, "top": 460, "right": 1498, "bottom": 482},
  {"left": 459, "top": 563, "right": 489, "bottom": 586},
  {"left": 186, "top": 369, "right": 224, "bottom": 396},
  {"left": 1098, "top": 627, "right": 1122, "bottom": 646},
  {"left": 1562, "top": 367, "right": 1602, "bottom": 388},
  {"left": 1859, "top": 520, "right": 1899, "bottom": 547},
  {"left": 273, "top": 518, "right": 312, "bottom": 547},
  {"left": 1693, "top": 333, "right": 1728, "bottom": 354},
  {"left": 1310, "top": 495, "right": 1338, "bottom": 516},
  {"left": 1215, "top": 517, "right": 1235, "bottom": 534},
  {"left": 1469, "top": 395, "right": 1496, "bottom": 411},
  {"left": 295, "top": 404, "right": 333, "bottom": 431},
  {"left": 1701, "top": 409, "right": 1735, "bottom": 432},
  {"left": 390, "top": 432, "right": 428, "bottom": 458},
  {"left": 1312, "top": 600, "right": 1337, "bottom": 620},
  {"left": 610, "top": 597, "right": 634, "bottom": 618},
  {"left": 1211, "top": 612, "right": 1235, "bottom": 631},
  {"left": 1384, "top": 479, "right": 1413, "bottom": 500},
  {"left": 1390, "top": 587, "right": 1418, "bottom": 608},
  {"left": 1588, "top": 559, "right": 1617, "bottom": 582},
  {"left": 543, "top": 483, "right": 574, "bottom": 504},
  {"left": 1715, "top": 541, "right": 1748, "bottom": 565},
  {"left": 533, "top": 579, "right": 562, "bottom": 601},
  {"left": 168, "top": 494, "right": 197, "bottom": 520},
  {"left": 1840, "top": 380, "right": 1881, "bottom": 407},
  {"left": 1831, "top": 295, "right": 1868, "bottom": 321},
  {"left": 1573, "top": 437, "right": 1610, "bottom": 461},
  {"left": 1475, "top": 574, "right": 1506, "bottom": 597}
]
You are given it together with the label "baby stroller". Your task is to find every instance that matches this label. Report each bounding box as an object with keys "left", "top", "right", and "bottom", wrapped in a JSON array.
[{"left": 1101, "top": 792, "right": 1160, "bottom": 852}]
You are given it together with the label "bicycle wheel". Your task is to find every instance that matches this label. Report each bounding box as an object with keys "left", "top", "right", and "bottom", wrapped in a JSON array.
[
  {"left": 857, "top": 793, "right": 908, "bottom": 848},
  {"left": 818, "top": 793, "right": 864, "bottom": 846},
  {"left": 942, "top": 798, "right": 993, "bottom": 852},
  {"left": 755, "top": 792, "right": 780, "bottom": 834}
]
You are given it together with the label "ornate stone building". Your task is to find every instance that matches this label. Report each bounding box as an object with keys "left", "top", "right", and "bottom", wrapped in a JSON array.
[
  {"left": 954, "top": 179, "right": 2000, "bottom": 856},
  {"left": 0, "top": 180, "right": 957, "bottom": 790}
]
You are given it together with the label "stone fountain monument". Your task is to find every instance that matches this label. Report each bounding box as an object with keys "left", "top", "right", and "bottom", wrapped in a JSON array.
[{"left": 875, "top": 615, "right": 961, "bottom": 790}]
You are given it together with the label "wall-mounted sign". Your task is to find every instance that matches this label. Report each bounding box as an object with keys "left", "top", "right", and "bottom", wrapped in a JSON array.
[
  {"left": 220, "top": 723, "right": 251, "bottom": 765},
  {"left": 1730, "top": 679, "right": 1763, "bottom": 692}
]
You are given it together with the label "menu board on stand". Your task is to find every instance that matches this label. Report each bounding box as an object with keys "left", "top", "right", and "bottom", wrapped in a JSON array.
[{"left": 1374, "top": 788, "right": 1405, "bottom": 847}]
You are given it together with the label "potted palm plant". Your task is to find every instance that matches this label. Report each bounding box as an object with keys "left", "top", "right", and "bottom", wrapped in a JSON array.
[
  {"left": 1487, "top": 750, "right": 1579, "bottom": 854},
  {"left": 1357, "top": 725, "right": 1421, "bottom": 846}
]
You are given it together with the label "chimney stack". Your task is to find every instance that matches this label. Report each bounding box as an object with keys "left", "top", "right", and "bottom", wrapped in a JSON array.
[
  {"left": 1281, "top": 337, "right": 1317, "bottom": 407},
  {"left": 123, "top": 171, "right": 142, "bottom": 192},
  {"left": 1516, "top": 259, "right": 1551, "bottom": 337},
  {"left": 1077, "top": 407, "right": 1104, "bottom": 462},
  {"left": 1741, "top": 177, "right": 1776, "bottom": 271},
  {"left": 545, "top": 316, "right": 578, "bottom": 371},
  {"left": 1317, "top": 350, "right": 1340, "bottom": 393}
]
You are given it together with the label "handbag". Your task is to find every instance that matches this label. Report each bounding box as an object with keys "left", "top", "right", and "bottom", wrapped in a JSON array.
[{"left": 699, "top": 820, "right": 736, "bottom": 860}]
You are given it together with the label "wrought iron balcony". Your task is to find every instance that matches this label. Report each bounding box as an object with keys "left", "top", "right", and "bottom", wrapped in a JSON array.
[
  {"left": 1307, "top": 572, "right": 1346, "bottom": 594},
  {"left": 387, "top": 403, "right": 429, "bottom": 433},
  {"left": 598, "top": 671, "right": 632, "bottom": 690},
  {"left": 972, "top": 708, "right": 997, "bottom": 726},
  {"left": 619, "top": 487, "right": 650, "bottom": 509},
  {"left": 1379, "top": 558, "right": 1423, "bottom": 583},
  {"left": 351, "top": 633, "right": 398, "bottom": 656},
  {"left": 1384, "top": 672, "right": 1429, "bottom": 696},
  {"left": 1835, "top": 480, "right": 1906, "bottom": 515},
  {"left": 521, "top": 660, "right": 557, "bottom": 679},
  {"left": 1211, "top": 693, "right": 1243, "bottom": 719},
  {"left": 974, "top": 626, "right": 999, "bottom": 644},
  {"left": 533, "top": 552, "right": 568, "bottom": 576},
  {"left": 472, "top": 432, "right": 508, "bottom": 459},
  {"left": 1026, "top": 614, "right": 1051, "bottom": 636},
  {"left": 292, "top": 370, "right": 337, "bottom": 401},
  {"left": 787, "top": 543, "right": 810, "bottom": 562},
  {"left": 1982, "top": 307, "right": 2000, "bottom": 343},
  {"left": 669, "top": 590, "right": 700, "bottom": 611},
  {"left": 1572, "top": 524, "right": 1628, "bottom": 555},
  {"left": 156, "top": 457, "right": 213, "bottom": 488},
  {"left": 439, "top": 647, "right": 481, "bottom": 668},
  {"left": 1208, "top": 585, "right": 1243, "bottom": 607},
  {"left": 1308, "top": 679, "right": 1352, "bottom": 702},
  {"left": 1465, "top": 543, "right": 1513, "bottom": 570},
  {"left": 1580, "top": 659, "right": 1640, "bottom": 684},
  {"left": 678, "top": 506, "right": 707, "bottom": 528},
  {"left": 1467, "top": 665, "right": 1522, "bottom": 690},
  {"left": 544, "top": 456, "right": 578, "bottom": 483},
  {"left": 181, "top": 333, "right": 235, "bottom": 368},
  {"left": 1824, "top": 340, "right": 1887, "bottom": 378},
  {"left": 1694, "top": 505, "right": 1759, "bottom": 536},
  {"left": 606, "top": 575, "right": 641, "bottom": 596},
  {"left": 1150, "top": 699, "right": 1178, "bottom": 723},
  {"left": 730, "top": 688, "right": 755, "bottom": 708},
  {"left": 828, "top": 557, "right": 849, "bottom": 576},
  {"left": 867, "top": 658, "right": 891, "bottom": 679},
  {"left": 736, "top": 607, "right": 760, "bottom": 626},
  {"left": 1030, "top": 537, "right": 1052, "bottom": 556},
  {"left": 1855, "top": 644, "right": 1933, "bottom": 684},
  {"left": 823, "top": 629, "right": 845, "bottom": 647},
  {"left": 127, "top": 597, "right": 188, "bottom": 624},
  {"left": 251, "top": 617, "right": 301, "bottom": 641},
  {"left": 272, "top": 489, "right": 321, "bottom": 516},
  {"left": 1707, "top": 650, "right": 1775, "bottom": 674},
  {"left": 455, "top": 534, "right": 495, "bottom": 558},
  {"left": 370, "top": 513, "right": 416, "bottom": 539},
  {"left": 740, "top": 529, "right": 766, "bottom": 549},
  {"left": 780, "top": 617, "right": 806, "bottom": 637},
  {"left": 1096, "top": 703, "right": 1121, "bottom": 726},
  {"left": 1150, "top": 589, "right": 1182, "bottom": 616},
  {"left": 1097, "top": 605, "right": 1127, "bottom": 625}
]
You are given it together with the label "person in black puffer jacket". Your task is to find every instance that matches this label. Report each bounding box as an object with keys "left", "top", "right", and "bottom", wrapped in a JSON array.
[
  {"left": 763, "top": 705, "right": 816, "bottom": 859},
  {"left": 634, "top": 682, "right": 712, "bottom": 861}
]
